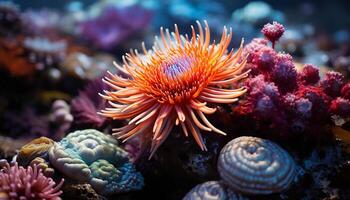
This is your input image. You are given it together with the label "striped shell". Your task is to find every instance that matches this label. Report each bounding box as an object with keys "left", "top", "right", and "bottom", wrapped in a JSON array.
[
  {"left": 218, "top": 136, "right": 296, "bottom": 195},
  {"left": 183, "top": 181, "right": 247, "bottom": 200}
]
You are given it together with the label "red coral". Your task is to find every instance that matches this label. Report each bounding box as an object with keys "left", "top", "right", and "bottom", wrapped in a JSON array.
[
  {"left": 299, "top": 64, "right": 320, "bottom": 85},
  {"left": 330, "top": 97, "right": 350, "bottom": 116},
  {"left": 341, "top": 83, "right": 350, "bottom": 99}
]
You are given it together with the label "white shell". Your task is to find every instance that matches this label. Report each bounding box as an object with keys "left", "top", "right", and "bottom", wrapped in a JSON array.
[
  {"left": 218, "top": 136, "right": 296, "bottom": 195},
  {"left": 183, "top": 181, "right": 247, "bottom": 200}
]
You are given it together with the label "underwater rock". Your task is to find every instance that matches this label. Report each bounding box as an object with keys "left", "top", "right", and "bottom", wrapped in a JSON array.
[
  {"left": 183, "top": 181, "right": 248, "bottom": 200},
  {"left": 61, "top": 183, "right": 105, "bottom": 200},
  {"left": 48, "top": 129, "right": 144, "bottom": 195},
  {"left": 0, "top": 161, "right": 64, "bottom": 200},
  {"left": 218, "top": 136, "right": 296, "bottom": 195},
  {"left": 16, "top": 136, "right": 54, "bottom": 166}
]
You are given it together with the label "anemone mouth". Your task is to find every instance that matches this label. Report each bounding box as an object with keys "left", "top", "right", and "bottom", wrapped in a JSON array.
[{"left": 162, "top": 56, "right": 193, "bottom": 79}]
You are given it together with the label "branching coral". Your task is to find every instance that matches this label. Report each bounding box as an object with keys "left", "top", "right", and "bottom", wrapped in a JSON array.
[
  {"left": 48, "top": 129, "right": 144, "bottom": 195},
  {"left": 0, "top": 161, "right": 64, "bottom": 200},
  {"left": 100, "top": 21, "right": 249, "bottom": 158}
]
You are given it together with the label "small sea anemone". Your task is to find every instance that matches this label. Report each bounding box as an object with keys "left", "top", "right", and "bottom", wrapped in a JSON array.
[
  {"left": 0, "top": 161, "right": 64, "bottom": 200},
  {"left": 100, "top": 21, "right": 249, "bottom": 158}
]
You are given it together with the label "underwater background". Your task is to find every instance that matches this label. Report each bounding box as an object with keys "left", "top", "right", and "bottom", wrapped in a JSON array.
[{"left": 1, "top": 0, "right": 350, "bottom": 199}]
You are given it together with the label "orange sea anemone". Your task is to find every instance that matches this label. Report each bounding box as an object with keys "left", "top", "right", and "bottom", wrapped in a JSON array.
[{"left": 100, "top": 21, "right": 249, "bottom": 158}]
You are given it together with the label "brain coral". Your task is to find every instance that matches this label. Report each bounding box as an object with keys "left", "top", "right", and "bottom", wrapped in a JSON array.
[{"left": 48, "top": 129, "right": 144, "bottom": 195}]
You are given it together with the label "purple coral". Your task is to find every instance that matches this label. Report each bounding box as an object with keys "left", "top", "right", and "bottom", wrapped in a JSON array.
[
  {"left": 272, "top": 53, "right": 298, "bottom": 93},
  {"left": 70, "top": 78, "right": 107, "bottom": 129},
  {"left": 78, "top": 6, "right": 152, "bottom": 50},
  {"left": 0, "top": 161, "right": 64, "bottom": 200},
  {"left": 320, "top": 71, "right": 345, "bottom": 97},
  {"left": 261, "top": 21, "right": 285, "bottom": 48}
]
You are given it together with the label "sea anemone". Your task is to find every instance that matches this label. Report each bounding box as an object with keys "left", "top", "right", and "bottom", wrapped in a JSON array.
[
  {"left": 0, "top": 161, "right": 64, "bottom": 200},
  {"left": 100, "top": 21, "right": 249, "bottom": 158}
]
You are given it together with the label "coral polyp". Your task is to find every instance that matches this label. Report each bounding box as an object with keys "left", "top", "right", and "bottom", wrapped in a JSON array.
[{"left": 100, "top": 21, "right": 249, "bottom": 158}]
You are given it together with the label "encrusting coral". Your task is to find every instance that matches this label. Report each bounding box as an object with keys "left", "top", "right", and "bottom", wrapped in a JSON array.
[
  {"left": 16, "top": 136, "right": 54, "bottom": 166},
  {"left": 48, "top": 129, "right": 144, "bottom": 195},
  {"left": 217, "top": 136, "right": 296, "bottom": 195},
  {"left": 0, "top": 160, "right": 64, "bottom": 200},
  {"left": 100, "top": 21, "right": 249, "bottom": 158}
]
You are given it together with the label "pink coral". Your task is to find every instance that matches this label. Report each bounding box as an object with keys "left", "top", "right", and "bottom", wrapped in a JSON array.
[
  {"left": 261, "top": 21, "right": 285, "bottom": 48},
  {"left": 0, "top": 161, "right": 64, "bottom": 200}
]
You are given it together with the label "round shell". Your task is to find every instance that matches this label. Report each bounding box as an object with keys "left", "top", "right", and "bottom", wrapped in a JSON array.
[
  {"left": 218, "top": 136, "right": 296, "bottom": 195},
  {"left": 183, "top": 181, "right": 247, "bottom": 200}
]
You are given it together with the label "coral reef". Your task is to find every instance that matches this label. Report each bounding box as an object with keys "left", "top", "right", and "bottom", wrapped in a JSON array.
[
  {"left": 78, "top": 5, "right": 152, "bottom": 50},
  {"left": 48, "top": 129, "right": 144, "bottom": 195},
  {"left": 16, "top": 136, "right": 54, "bottom": 166},
  {"left": 218, "top": 136, "right": 296, "bottom": 195},
  {"left": 60, "top": 52, "right": 113, "bottom": 80},
  {"left": 71, "top": 78, "right": 107, "bottom": 129},
  {"left": 100, "top": 21, "right": 249, "bottom": 158},
  {"left": 0, "top": 161, "right": 64, "bottom": 200},
  {"left": 23, "top": 36, "right": 66, "bottom": 71},
  {"left": 183, "top": 181, "right": 247, "bottom": 200}
]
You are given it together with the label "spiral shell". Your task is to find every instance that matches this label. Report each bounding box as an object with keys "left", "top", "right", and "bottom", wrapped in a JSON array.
[
  {"left": 183, "top": 181, "right": 247, "bottom": 200},
  {"left": 218, "top": 136, "right": 296, "bottom": 195}
]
